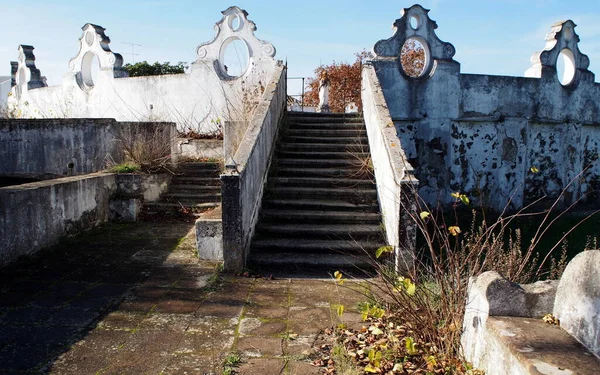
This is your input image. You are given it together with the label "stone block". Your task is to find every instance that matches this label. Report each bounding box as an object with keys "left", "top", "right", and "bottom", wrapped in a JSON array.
[
  {"left": 462, "top": 271, "right": 559, "bottom": 366},
  {"left": 109, "top": 198, "right": 142, "bottom": 222},
  {"left": 554, "top": 250, "right": 600, "bottom": 358},
  {"left": 195, "top": 217, "right": 223, "bottom": 261}
]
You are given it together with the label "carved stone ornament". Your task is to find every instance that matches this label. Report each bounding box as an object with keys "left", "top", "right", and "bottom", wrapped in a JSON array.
[
  {"left": 67, "top": 23, "right": 127, "bottom": 90},
  {"left": 194, "top": 6, "right": 276, "bottom": 79},
  {"left": 13, "top": 45, "right": 46, "bottom": 99},
  {"left": 373, "top": 4, "right": 455, "bottom": 78},
  {"left": 525, "top": 20, "right": 594, "bottom": 86}
]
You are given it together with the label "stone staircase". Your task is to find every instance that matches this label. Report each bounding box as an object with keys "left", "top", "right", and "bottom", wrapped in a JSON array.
[
  {"left": 248, "top": 112, "right": 386, "bottom": 274},
  {"left": 142, "top": 162, "right": 222, "bottom": 218}
]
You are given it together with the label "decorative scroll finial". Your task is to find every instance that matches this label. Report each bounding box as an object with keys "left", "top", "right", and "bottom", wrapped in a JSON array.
[
  {"left": 373, "top": 4, "right": 455, "bottom": 78},
  {"left": 12, "top": 45, "right": 47, "bottom": 99},
  {"left": 194, "top": 6, "right": 276, "bottom": 79},
  {"left": 66, "top": 23, "right": 127, "bottom": 90},
  {"left": 525, "top": 20, "right": 594, "bottom": 86}
]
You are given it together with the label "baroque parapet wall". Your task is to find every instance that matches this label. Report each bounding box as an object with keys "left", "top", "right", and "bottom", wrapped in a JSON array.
[
  {"left": 6, "top": 6, "right": 279, "bottom": 135},
  {"left": 368, "top": 4, "right": 600, "bottom": 211}
]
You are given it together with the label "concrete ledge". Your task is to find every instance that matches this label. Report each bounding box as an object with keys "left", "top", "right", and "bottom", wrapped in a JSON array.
[{"left": 484, "top": 316, "right": 600, "bottom": 375}]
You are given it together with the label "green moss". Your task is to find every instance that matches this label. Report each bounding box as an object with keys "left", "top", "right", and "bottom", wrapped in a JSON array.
[{"left": 110, "top": 162, "right": 141, "bottom": 173}]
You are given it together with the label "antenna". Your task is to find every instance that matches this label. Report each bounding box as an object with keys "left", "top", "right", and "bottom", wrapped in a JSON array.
[{"left": 121, "top": 42, "right": 142, "bottom": 63}]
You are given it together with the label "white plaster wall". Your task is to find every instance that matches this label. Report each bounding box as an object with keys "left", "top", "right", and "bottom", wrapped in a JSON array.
[
  {"left": 9, "top": 61, "right": 273, "bottom": 134},
  {"left": 8, "top": 7, "right": 278, "bottom": 136}
]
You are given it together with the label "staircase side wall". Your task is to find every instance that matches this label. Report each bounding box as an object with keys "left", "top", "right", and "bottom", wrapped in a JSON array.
[
  {"left": 362, "top": 65, "right": 417, "bottom": 272},
  {"left": 221, "top": 65, "right": 286, "bottom": 271}
]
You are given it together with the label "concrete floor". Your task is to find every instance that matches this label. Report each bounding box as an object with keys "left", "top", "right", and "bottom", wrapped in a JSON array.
[{"left": 0, "top": 222, "right": 368, "bottom": 374}]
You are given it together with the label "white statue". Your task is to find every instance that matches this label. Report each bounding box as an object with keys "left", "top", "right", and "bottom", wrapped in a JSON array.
[{"left": 318, "top": 71, "right": 330, "bottom": 113}]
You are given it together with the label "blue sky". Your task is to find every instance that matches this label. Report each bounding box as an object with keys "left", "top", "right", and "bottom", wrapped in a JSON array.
[{"left": 2, "top": 0, "right": 599, "bottom": 95}]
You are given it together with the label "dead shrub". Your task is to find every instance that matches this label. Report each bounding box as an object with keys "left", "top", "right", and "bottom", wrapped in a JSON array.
[
  {"left": 113, "top": 122, "right": 174, "bottom": 173},
  {"left": 328, "top": 173, "right": 598, "bottom": 373}
]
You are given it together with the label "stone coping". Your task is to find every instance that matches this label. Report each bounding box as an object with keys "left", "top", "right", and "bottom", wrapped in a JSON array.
[{"left": 488, "top": 316, "right": 600, "bottom": 374}]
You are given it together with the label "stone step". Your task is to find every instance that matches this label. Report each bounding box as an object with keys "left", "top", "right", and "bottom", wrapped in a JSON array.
[
  {"left": 269, "top": 176, "right": 374, "bottom": 188},
  {"left": 162, "top": 192, "right": 221, "bottom": 203},
  {"left": 255, "top": 223, "right": 383, "bottom": 240},
  {"left": 276, "top": 158, "right": 362, "bottom": 168},
  {"left": 262, "top": 198, "right": 379, "bottom": 212},
  {"left": 174, "top": 169, "right": 221, "bottom": 178},
  {"left": 248, "top": 251, "right": 377, "bottom": 277},
  {"left": 144, "top": 201, "right": 220, "bottom": 211},
  {"left": 279, "top": 143, "right": 369, "bottom": 152},
  {"left": 274, "top": 167, "right": 372, "bottom": 179},
  {"left": 266, "top": 186, "right": 377, "bottom": 200},
  {"left": 285, "top": 129, "right": 366, "bottom": 137},
  {"left": 260, "top": 209, "right": 381, "bottom": 224},
  {"left": 176, "top": 162, "right": 222, "bottom": 172},
  {"left": 276, "top": 150, "right": 370, "bottom": 160},
  {"left": 250, "top": 238, "right": 383, "bottom": 253},
  {"left": 287, "top": 122, "right": 365, "bottom": 130},
  {"left": 284, "top": 136, "right": 368, "bottom": 144},
  {"left": 170, "top": 176, "right": 221, "bottom": 185},
  {"left": 286, "top": 114, "right": 363, "bottom": 124},
  {"left": 168, "top": 185, "right": 221, "bottom": 193}
]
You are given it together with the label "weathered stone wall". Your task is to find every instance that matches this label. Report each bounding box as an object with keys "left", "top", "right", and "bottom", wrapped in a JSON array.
[
  {"left": 0, "top": 119, "right": 176, "bottom": 178},
  {"left": 221, "top": 64, "right": 286, "bottom": 271},
  {"left": 370, "top": 5, "right": 600, "bottom": 210},
  {"left": 7, "top": 7, "right": 278, "bottom": 136},
  {"left": 0, "top": 172, "right": 116, "bottom": 266},
  {"left": 0, "top": 118, "right": 123, "bottom": 177}
]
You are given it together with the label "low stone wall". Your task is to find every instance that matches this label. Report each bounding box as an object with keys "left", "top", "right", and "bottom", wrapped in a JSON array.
[
  {"left": 362, "top": 64, "right": 418, "bottom": 272},
  {"left": 0, "top": 119, "right": 177, "bottom": 178},
  {"left": 0, "top": 119, "right": 123, "bottom": 177},
  {"left": 0, "top": 172, "right": 116, "bottom": 266},
  {"left": 221, "top": 64, "right": 286, "bottom": 271},
  {"left": 462, "top": 251, "right": 600, "bottom": 374}
]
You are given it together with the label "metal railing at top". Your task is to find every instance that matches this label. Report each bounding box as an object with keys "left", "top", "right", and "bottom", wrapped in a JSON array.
[{"left": 287, "top": 76, "right": 306, "bottom": 112}]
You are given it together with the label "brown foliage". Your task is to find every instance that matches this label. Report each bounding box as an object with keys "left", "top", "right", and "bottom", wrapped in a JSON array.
[
  {"left": 401, "top": 39, "right": 426, "bottom": 77},
  {"left": 303, "top": 51, "right": 371, "bottom": 113},
  {"left": 303, "top": 44, "right": 425, "bottom": 113}
]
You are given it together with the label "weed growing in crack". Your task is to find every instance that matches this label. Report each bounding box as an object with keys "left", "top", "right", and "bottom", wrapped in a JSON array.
[{"left": 222, "top": 351, "right": 242, "bottom": 375}]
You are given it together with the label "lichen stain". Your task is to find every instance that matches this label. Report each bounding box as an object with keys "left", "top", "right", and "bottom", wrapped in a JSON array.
[{"left": 502, "top": 138, "right": 518, "bottom": 163}]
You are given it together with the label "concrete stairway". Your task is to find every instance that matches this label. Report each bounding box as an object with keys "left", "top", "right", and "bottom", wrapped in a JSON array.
[
  {"left": 249, "top": 112, "right": 386, "bottom": 274},
  {"left": 143, "top": 162, "right": 222, "bottom": 218}
]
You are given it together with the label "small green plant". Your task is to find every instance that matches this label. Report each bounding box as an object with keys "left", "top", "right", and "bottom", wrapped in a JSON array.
[
  {"left": 222, "top": 351, "right": 242, "bottom": 375},
  {"left": 110, "top": 162, "right": 140, "bottom": 173}
]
